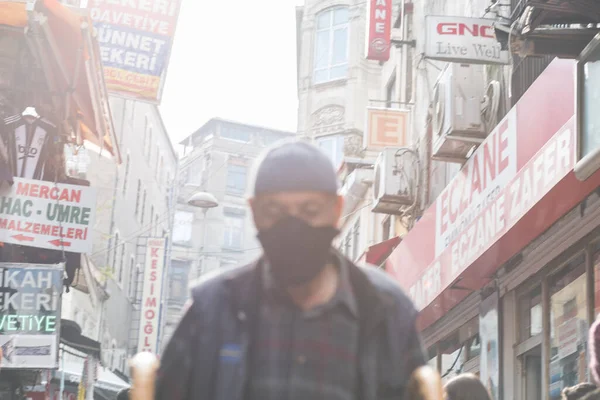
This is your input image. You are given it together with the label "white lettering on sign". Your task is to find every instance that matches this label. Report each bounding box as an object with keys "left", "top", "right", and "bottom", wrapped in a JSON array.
[
  {"left": 92, "top": 0, "right": 178, "bottom": 17},
  {"left": 0, "top": 265, "right": 62, "bottom": 370},
  {"left": 138, "top": 238, "right": 166, "bottom": 354},
  {"left": 366, "top": 0, "right": 391, "bottom": 61},
  {"left": 409, "top": 262, "right": 441, "bottom": 311},
  {"left": 436, "top": 110, "right": 517, "bottom": 257},
  {"left": 411, "top": 118, "right": 575, "bottom": 311},
  {"left": 425, "top": 16, "right": 509, "bottom": 64}
]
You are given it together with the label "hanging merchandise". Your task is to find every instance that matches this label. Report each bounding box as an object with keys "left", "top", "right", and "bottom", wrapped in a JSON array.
[{"left": 1, "top": 109, "right": 59, "bottom": 180}]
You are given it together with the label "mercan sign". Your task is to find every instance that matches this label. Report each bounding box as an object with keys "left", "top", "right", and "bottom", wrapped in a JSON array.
[
  {"left": 424, "top": 16, "right": 509, "bottom": 64},
  {"left": 0, "top": 178, "right": 97, "bottom": 253},
  {"left": 0, "top": 263, "right": 63, "bottom": 369}
]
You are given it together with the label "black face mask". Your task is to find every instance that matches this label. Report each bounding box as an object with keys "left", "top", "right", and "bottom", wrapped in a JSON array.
[{"left": 257, "top": 216, "right": 340, "bottom": 287}]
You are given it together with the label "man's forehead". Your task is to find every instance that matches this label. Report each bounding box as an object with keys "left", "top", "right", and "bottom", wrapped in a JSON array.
[{"left": 254, "top": 191, "right": 336, "bottom": 206}]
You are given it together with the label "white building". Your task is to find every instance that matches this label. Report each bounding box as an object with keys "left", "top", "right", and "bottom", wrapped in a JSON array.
[
  {"left": 296, "top": 0, "right": 511, "bottom": 383},
  {"left": 161, "top": 118, "right": 294, "bottom": 348}
]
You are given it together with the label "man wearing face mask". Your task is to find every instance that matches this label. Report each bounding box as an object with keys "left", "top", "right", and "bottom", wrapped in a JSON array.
[{"left": 156, "top": 139, "right": 426, "bottom": 400}]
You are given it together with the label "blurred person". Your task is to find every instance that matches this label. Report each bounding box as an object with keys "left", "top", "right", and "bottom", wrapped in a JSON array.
[
  {"left": 582, "top": 389, "right": 600, "bottom": 400},
  {"left": 155, "top": 139, "right": 426, "bottom": 400},
  {"left": 590, "top": 315, "right": 600, "bottom": 385},
  {"left": 562, "top": 383, "right": 597, "bottom": 400},
  {"left": 444, "top": 374, "right": 492, "bottom": 400}
]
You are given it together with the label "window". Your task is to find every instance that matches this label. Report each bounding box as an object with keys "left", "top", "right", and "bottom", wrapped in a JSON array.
[
  {"left": 122, "top": 153, "right": 130, "bottom": 196},
  {"left": 382, "top": 216, "right": 391, "bottom": 240},
  {"left": 316, "top": 135, "right": 344, "bottom": 170},
  {"left": 155, "top": 214, "right": 159, "bottom": 235},
  {"left": 158, "top": 155, "right": 163, "bottom": 182},
  {"left": 135, "top": 180, "right": 141, "bottom": 215},
  {"left": 169, "top": 261, "right": 190, "bottom": 305},
  {"left": 128, "top": 256, "right": 136, "bottom": 299},
  {"left": 143, "top": 116, "right": 149, "bottom": 153},
  {"left": 185, "top": 158, "right": 203, "bottom": 185},
  {"left": 343, "top": 232, "right": 351, "bottom": 256},
  {"left": 118, "top": 245, "right": 125, "bottom": 282},
  {"left": 221, "top": 125, "right": 252, "bottom": 142},
  {"left": 405, "top": 47, "right": 414, "bottom": 103},
  {"left": 173, "top": 211, "right": 193, "bottom": 243},
  {"left": 519, "top": 286, "right": 543, "bottom": 341},
  {"left": 223, "top": 214, "right": 244, "bottom": 249},
  {"left": 549, "top": 254, "right": 588, "bottom": 394},
  {"left": 112, "top": 232, "right": 120, "bottom": 274},
  {"left": 404, "top": 14, "right": 414, "bottom": 103},
  {"left": 226, "top": 165, "right": 247, "bottom": 195},
  {"left": 314, "top": 7, "right": 349, "bottom": 84},
  {"left": 141, "top": 190, "right": 147, "bottom": 224},
  {"left": 150, "top": 206, "right": 154, "bottom": 232},
  {"left": 147, "top": 127, "right": 153, "bottom": 161}
]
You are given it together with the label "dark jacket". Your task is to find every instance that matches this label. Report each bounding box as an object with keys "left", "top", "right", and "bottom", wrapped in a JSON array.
[{"left": 155, "top": 257, "right": 426, "bottom": 400}]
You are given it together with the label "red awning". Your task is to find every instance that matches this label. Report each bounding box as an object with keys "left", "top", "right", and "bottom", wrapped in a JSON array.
[
  {"left": 359, "top": 236, "right": 402, "bottom": 266},
  {"left": 0, "top": 0, "right": 120, "bottom": 162}
]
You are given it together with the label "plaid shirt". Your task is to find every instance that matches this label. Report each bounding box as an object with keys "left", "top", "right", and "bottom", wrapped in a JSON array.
[{"left": 248, "top": 257, "right": 359, "bottom": 400}]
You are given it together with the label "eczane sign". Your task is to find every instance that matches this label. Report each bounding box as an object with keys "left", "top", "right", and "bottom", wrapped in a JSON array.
[
  {"left": 366, "top": 0, "right": 392, "bottom": 61},
  {"left": 424, "top": 16, "right": 509, "bottom": 64}
]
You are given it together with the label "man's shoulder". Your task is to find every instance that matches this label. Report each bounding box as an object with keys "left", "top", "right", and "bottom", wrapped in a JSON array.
[{"left": 354, "top": 263, "right": 417, "bottom": 316}]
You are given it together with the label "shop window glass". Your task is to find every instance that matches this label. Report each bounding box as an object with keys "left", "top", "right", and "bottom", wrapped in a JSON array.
[
  {"left": 519, "top": 285, "right": 543, "bottom": 341},
  {"left": 593, "top": 241, "right": 600, "bottom": 316},
  {"left": 467, "top": 334, "right": 481, "bottom": 359},
  {"left": 441, "top": 346, "right": 464, "bottom": 384},
  {"left": 549, "top": 254, "right": 588, "bottom": 399}
]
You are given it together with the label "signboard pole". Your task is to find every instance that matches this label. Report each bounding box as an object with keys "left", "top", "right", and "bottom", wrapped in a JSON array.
[{"left": 59, "top": 349, "right": 65, "bottom": 400}]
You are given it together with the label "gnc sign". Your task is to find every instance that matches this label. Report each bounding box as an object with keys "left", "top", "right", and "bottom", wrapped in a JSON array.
[
  {"left": 425, "top": 16, "right": 509, "bottom": 64},
  {"left": 437, "top": 22, "right": 495, "bottom": 38}
]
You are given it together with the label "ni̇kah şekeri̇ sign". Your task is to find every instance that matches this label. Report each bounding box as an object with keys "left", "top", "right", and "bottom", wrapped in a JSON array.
[
  {"left": 0, "top": 178, "right": 97, "bottom": 253},
  {"left": 0, "top": 263, "right": 63, "bottom": 369}
]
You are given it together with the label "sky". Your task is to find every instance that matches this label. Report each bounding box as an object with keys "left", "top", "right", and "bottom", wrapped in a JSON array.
[{"left": 159, "top": 0, "right": 302, "bottom": 145}]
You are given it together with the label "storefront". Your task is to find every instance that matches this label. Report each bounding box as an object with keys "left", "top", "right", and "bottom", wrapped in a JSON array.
[
  {"left": 385, "top": 58, "right": 600, "bottom": 399},
  {"left": 0, "top": 1, "right": 119, "bottom": 398}
]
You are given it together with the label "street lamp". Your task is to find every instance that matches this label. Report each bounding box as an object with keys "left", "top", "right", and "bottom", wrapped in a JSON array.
[{"left": 187, "top": 191, "right": 219, "bottom": 209}]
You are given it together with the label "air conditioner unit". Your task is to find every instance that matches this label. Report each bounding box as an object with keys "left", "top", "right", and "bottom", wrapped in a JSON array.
[
  {"left": 431, "top": 63, "right": 486, "bottom": 163},
  {"left": 372, "top": 148, "right": 415, "bottom": 215}
]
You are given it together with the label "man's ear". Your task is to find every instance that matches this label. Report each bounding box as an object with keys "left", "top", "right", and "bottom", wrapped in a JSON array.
[
  {"left": 248, "top": 197, "right": 259, "bottom": 227},
  {"left": 334, "top": 195, "right": 344, "bottom": 226}
]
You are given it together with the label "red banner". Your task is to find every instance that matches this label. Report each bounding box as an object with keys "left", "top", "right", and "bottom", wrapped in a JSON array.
[
  {"left": 366, "top": 0, "right": 392, "bottom": 61},
  {"left": 386, "top": 59, "right": 600, "bottom": 329}
]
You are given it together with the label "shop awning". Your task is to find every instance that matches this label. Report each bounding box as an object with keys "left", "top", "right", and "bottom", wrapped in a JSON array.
[
  {"left": 358, "top": 236, "right": 401, "bottom": 266},
  {"left": 53, "top": 360, "right": 129, "bottom": 393},
  {"left": 0, "top": 0, "right": 120, "bottom": 162},
  {"left": 386, "top": 59, "right": 600, "bottom": 331},
  {"left": 60, "top": 319, "right": 101, "bottom": 359}
]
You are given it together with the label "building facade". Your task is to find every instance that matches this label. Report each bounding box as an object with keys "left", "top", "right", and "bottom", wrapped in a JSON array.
[
  {"left": 161, "top": 118, "right": 294, "bottom": 348},
  {"left": 82, "top": 98, "right": 177, "bottom": 375},
  {"left": 298, "top": 0, "right": 600, "bottom": 398},
  {"left": 296, "top": 0, "right": 412, "bottom": 264}
]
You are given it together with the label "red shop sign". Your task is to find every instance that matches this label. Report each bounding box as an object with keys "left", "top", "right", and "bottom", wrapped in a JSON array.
[
  {"left": 366, "top": 0, "right": 392, "bottom": 61},
  {"left": 386, "top": 59, "right": 600, "bottom": 329}
]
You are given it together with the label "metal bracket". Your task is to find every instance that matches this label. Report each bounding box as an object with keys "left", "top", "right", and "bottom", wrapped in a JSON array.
[{"left": 391, "top": 39, "right": 416, "bottom": 47}]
